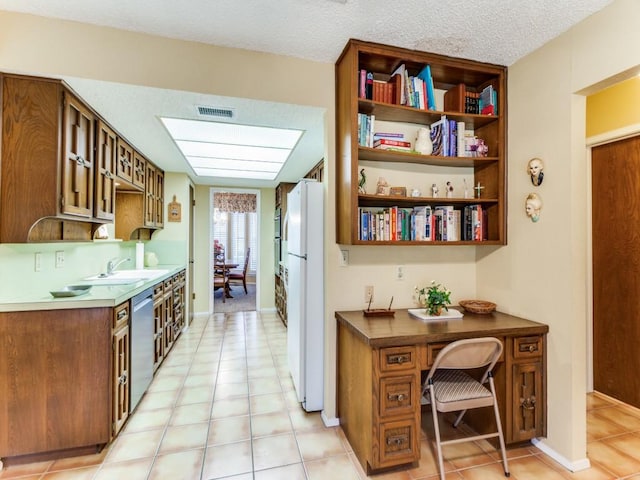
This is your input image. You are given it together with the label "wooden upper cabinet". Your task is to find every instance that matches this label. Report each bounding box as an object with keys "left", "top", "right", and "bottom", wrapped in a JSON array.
[
  {"left": 61, "top": 92, "right": 95, "bottom": 218},
  {"left": 116, "top": 137, "right": 134, "bottom": 185},
  {"left": 133, "top": 150, "right": 146, "bottom": 190},
  {"left": 95, "top": 120, "right": 117, "bottom": 221},
  {"left": 145, "top": 161, "right": 157, "bottom": 227},
  {"left": 154, "top": 169, "right": 164, "bottom": 228}
]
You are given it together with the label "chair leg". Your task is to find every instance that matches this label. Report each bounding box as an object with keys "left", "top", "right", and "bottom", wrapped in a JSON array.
[
  {"left": 429, "top": 385, "right": 446, "bottom": 480},
  {"left": 453, "top": 409, "right": 467, "bottom": 428},
  {"left": 489, "top": 377, "right": 510, "bottom": 477},
  {"left": 243, "top": 277, "right": 247, "bottom": 294}
]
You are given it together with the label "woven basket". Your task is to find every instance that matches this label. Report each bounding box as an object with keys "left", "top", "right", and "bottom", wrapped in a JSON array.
[{"left": 459, "top": 300, "right": 496, "bottom": 314}]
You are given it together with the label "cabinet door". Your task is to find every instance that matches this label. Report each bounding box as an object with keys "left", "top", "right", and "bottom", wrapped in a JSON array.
[
  {"left": 153, "top": 296, "right": 164, "bottom": 372},
  {"left": 512, "top": 361, "right": 543, "bottom": 442},
  {"left": 154, "top": 168, "right": 164, "bottom": 227},
  {"left": 116, "top": 138, "right": 134, "bottom": 184},
  {"left": 133, "top": 150, "right": 146, "bottom": 189},
  {"left": 95, "top": 120, "right": 117, "bottom": 221},
  {"left": 61, "top": 91, "right": 95, "bottom": 217},
  {"left": 163, "top": 279, "right": 175, "bottom": 354},
  {"left": 145, "top": 162, "right": 157, "bottom": 227},
  {"left": 112, "top": 325, "right": 130, "bottom": 437}
]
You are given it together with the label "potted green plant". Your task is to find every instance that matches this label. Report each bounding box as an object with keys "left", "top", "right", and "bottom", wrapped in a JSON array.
[{"left": 415, "top": 281, "right": 452, "bottom": 316}]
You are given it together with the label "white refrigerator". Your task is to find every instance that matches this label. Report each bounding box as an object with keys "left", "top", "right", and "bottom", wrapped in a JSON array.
[{"left": 286, "top": 179, "right": 324, "bottom": 412}]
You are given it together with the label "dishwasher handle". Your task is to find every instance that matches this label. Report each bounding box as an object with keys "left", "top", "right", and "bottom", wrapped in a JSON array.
[{"left": 133, "top": 296, "right": 153, "bottom": 312}]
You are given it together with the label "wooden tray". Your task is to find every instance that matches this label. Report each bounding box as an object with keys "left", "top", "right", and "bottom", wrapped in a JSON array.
[{"left": 363, "top": 309, "right": 395, "bottom": 317}]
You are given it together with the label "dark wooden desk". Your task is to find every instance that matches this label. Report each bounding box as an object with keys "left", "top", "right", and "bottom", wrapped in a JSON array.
[{"left": 336, "top": 308, "right": 549, "bottom": 474}]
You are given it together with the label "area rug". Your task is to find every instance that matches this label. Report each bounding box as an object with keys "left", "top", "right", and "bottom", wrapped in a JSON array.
[{"left": 214, "top": 283, "right": 256, "bottom": 313}]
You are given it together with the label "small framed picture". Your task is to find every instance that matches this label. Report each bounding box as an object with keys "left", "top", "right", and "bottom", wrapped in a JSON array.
[{"left": 390, "top": 187, "right": 407, "bottom": 196}]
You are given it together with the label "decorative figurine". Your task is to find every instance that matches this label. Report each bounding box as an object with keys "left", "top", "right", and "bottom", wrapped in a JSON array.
[
  {"left": 410, "top": 188, "right": 421, "bottom": 197},
  {"left": 476, "top": 139, "right": 489, "bottom": 157},
  {"left": 431, "top": 183, "right": 439, "bottom": 198},
  {"left": 415, "top": 127, "right": 433, "bottom": 155},
  {"left": 528, "top": 157, "right": 544, "bottom": 186},
  {"left": 358, "top": 168, "right": 366, "bottom": 193},
  {"left": 376, "top": 177, "right": 390, "bottom": 195},
  {"left": 446, "top": 181, "right": 454, "bottom": 198},
  {"left": 525, "top": 193, "right": 542, "bottom": 222},
  {"left": 474, "top": 181, "right": 484, "bottom": 198}
]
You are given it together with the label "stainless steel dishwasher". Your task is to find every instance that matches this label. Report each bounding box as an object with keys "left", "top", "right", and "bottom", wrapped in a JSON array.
[{"left": 130, "top": 287, "right": 154, "bottom": 411}]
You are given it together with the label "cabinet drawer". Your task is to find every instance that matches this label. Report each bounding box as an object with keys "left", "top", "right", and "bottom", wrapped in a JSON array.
[
  {"left": 113, "top": 301, "right": 129, "bottom": 331},
  {"left": 426, "top": 343, "right": 449, "bottom": 369},
  {"left": 377, "top": 418, "right": 418, "bottom": 467},
  {"left": 379, "top": 374, "right": 418, "bottom": 418},
  {"left": 514, "top": 336, "right": 543, "bottom": 358},
  {"left": 379, "top": 346, "right": 417, "bottom": 373},
  {"left": 153, "top": 283, "right": 164, "bottom": 300}
]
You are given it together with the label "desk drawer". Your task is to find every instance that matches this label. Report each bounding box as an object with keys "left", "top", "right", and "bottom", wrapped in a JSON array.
[
  {"left": 378, "top": 418, "right": 418, "bottom": 467},
  {"left": 379, "top": 374, "right": 418, "bottom": 418},
  {"left": 514, "top": 336, "right": 543, "bottom": 358},
  {"left": 379, "top": 346, "right": 417, "bottom": 373}
]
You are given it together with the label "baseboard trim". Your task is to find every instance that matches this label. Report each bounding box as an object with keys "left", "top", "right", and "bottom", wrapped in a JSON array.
[
  {"left": 321, "top": 411, "right": 340, "bottom": 427},
  {"left": 531, "top": 438, "right": 591, "bottom": 472}
]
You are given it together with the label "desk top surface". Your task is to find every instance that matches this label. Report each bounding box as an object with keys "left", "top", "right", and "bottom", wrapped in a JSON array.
[{"left": 335, "top": 308, "right": 549, "bottom": 348}]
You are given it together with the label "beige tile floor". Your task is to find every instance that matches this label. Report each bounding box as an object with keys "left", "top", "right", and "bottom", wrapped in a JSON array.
[{"left": 1, "top": 311, "right": 639, "bottom": 479}]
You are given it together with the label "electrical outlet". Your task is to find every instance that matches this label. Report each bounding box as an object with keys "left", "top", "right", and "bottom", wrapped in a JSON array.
[
  {"left": 339, "top": 249, "right": 349, "bottom": 267},
  {"left": 55, "top": 251, "right": 64, "bottom": 268},
  {"left": 365, "top": 285, "right": 374, "bottom": 303},
  {"left": 34, "top": 252, "right": 42, "bottom": 272},
  {"left": 396, "top": 265, "right": 404, "bottom": 281}
]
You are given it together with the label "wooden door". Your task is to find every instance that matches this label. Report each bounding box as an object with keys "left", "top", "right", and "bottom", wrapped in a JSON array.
[
  {"left": 95, "top": 120, "right": 117, "bottom": 221},
  {"left": 133, "top": 150, "right": 146, "bottom": 189},
  {"left": 61, "top": 91, "right": 94, "bottom": 217},
  {"left": 592, "top": 135, "right": 640, "bottom": 408},
  {"left": 154, "top": 169, "right": 164, "bottom": 227}
]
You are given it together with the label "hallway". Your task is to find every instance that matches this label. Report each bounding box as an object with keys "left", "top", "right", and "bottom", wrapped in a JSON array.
[{"left": 0, "top": 312, "right": 638, "bottom": 479}]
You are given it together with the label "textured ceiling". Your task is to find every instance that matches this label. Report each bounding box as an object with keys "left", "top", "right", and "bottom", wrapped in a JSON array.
[{"left": 0, "top": 0, "right": 615, "bottom": 187}]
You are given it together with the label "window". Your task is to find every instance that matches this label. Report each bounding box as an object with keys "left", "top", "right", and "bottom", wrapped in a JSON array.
[{"left": 213, "top": 209, "right": 257, "bottom": 273}]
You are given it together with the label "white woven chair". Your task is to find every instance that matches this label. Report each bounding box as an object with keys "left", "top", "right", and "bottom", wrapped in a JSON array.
[{"left": 422, "top": 337, "right": 510, "bottom": 480}]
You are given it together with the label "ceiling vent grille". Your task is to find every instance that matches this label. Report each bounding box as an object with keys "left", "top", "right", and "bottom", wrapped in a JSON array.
[{"left": 196, "top": 105, "right": 235, "bottom": 119}]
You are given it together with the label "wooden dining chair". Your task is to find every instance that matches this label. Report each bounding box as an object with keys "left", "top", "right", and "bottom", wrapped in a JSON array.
[
  {"left": 213, "top": 261, "right": 228, "bottom": 302},
  {"left": 228, "top": 248, "right": 250, "bottom": 294}
]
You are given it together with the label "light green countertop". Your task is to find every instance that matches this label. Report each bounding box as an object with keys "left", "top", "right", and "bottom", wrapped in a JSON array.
[{"left": 0, "top": 264, "right": 185, "bottom": 312}]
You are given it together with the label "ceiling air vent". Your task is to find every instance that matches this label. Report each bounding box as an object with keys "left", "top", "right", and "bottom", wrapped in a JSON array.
[{"left": 196, "top": 105, "right": 235, "bottom": 119}]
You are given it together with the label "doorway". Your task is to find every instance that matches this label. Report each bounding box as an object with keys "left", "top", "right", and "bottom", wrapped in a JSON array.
[
  {"left": 592, "top": 134, "right": 640, "bottom": 408},
  {"left": 210, "top": 188, "right": 260, "bottom": 313}
]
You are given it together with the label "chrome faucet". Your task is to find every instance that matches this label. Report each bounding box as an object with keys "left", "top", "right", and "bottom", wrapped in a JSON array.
[{"left": 106, "top": 257, "right": 131, "bottom": 275}]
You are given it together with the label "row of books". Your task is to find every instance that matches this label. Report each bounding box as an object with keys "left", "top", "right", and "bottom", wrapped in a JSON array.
[
  {"left": 358, "top": 205, "right": 486, "bottom": 242},
  {"left": 358, "top": 66, "right": 499, "bottom": 117},
  {"left": 444, "top": 83, "right": 498, "bottom": 115},
  {"left": 430, "top": 116, "right": 484, "bottom": 157},
  {"left": 358, "top": 63, "right": 436, "bottom": 111}
]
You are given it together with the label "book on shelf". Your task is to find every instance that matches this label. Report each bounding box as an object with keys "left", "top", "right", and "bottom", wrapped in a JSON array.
[
  {"left": 456, "top": 121, "right": 466, "bottom": 157},
  {"left": 365, "top": 71, "right": 374, "bottom": 100},
  {"left": 374, "top": 132, "right": 405, "bottom": 140},
  {"left": 480, "top": 84, "right": 497, "bottom": 115},
  {"left": 373, "top": 138, "right": 412, "bottom": 148},
  {"left": 448, "top": 119, "right": 458, "bottom": 156},
  {"left": 430, "top": 116, "right": 448, "bottom": 156},
  {"left": 391, "top": 64, "right": 407, "bottom": 105},
  {"left": 359, "top": 69, "right": 367, "bottom": 99},
  {"left": 417, "top": 64, "right": 436, "bottom": 110}
]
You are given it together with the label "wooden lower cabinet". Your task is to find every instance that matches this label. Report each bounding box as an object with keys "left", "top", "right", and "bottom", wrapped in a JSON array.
[
  {"left": 336, "top": 310, "right": 547, "bottom": 474},
  {"left": 0, "top": 308, "right": 112, "bottom": 460},
  {"left": 111, "top": 301, "right": 130, "bottom": 438},
  {"left": 153, "top": 282, "right": 165, "bottom": 372}
]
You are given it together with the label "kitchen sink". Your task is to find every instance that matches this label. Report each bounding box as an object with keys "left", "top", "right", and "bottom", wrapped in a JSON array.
[{"left": 83, "top": 269, "right": 170, "bottom": 284}]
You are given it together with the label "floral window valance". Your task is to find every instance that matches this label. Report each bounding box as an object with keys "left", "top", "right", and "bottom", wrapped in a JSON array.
[{"left": 214, "top": 193, "right": 256, "bottom": 213}]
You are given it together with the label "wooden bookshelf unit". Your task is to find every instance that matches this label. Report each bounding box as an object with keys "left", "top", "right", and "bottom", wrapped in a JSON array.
[{"left": 335, "top": 39, "right": 507, "bottom": 245}]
